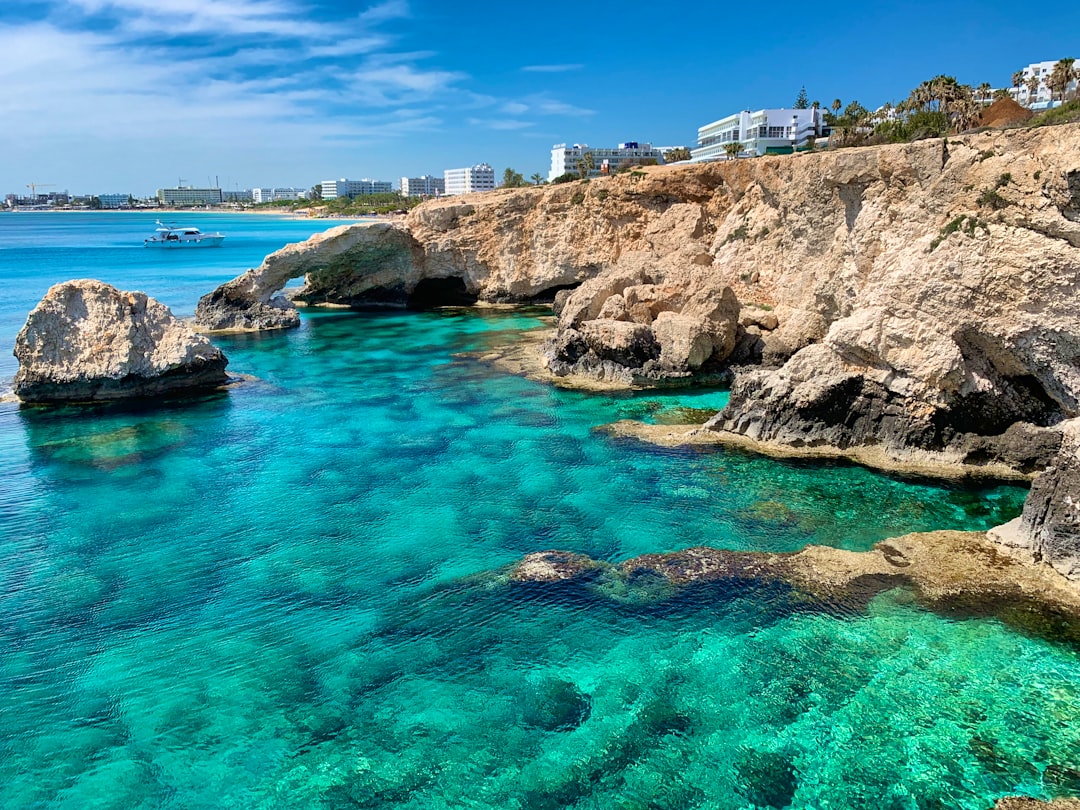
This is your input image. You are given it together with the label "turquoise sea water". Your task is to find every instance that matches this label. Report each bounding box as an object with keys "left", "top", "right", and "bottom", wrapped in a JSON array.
[{"left": 1, "top": 212, "right": 1078, "bottom": 809}]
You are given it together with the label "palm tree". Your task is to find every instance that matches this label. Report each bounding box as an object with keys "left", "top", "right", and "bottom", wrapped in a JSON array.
[
  {"left": 1012, "top": 70, "right": 1026, "bottom": 99},
  {"left": 976, "top": 82, "right": 992, "bottom": 105},
  {"left": 831, "top": 98, "right": 842, "bottom": 114},
  {"left": 576, "top": 151, "right": 595, "bottom": 179},
  {"left": 531, "top": 173, "right": 543, "bottom": 185},
  {"left": 1027, "top": 74, "right": 1041, "bottom": 104},
  {"left": 722, "top": 142, "right": 743, "bottom": 160},
  {"left": 1049, "top": 58, "right": 1077, "bottom": 101}
]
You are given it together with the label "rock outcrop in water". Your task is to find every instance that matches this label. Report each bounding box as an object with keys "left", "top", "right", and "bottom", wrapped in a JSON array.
[
  {"left": 509, "top": 531, "right": 1080, "bottom": 644},
  {"left": 13, "top": 280, "right": 228, "bottom": 403}
]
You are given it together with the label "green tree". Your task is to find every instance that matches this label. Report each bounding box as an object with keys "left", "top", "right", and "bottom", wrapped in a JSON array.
[
  {"left": 310, "top": 184, "right": 323, "bottom": 200},
  {"left": 502, "top": 168, "right": 527, "bottom": 187},
  {"left": 722, "top": 141, "right": 743, "bottom": 160},
  {"left": 1027, "top": 74, "right": 1041, "bottom": 102},
  {"left": 530, "top": 173, "right": 544, "bottom": 185},
  {"left": 1049, "top": 58, "right": 1077, "bottom": 101},
  {"left": 551, "top": 172, "right": 577, "bottom": 184},
  {"left": 794, "top": 86, "right": 809, "bottom": 109},
  {"left": 663, "top": 147, "right": 692, "bottom": 162},
  {"left": 576, "top": 151, "right": 595, "bottom": 179},
  {"left": 1012, "top": 70, "right": 1026, "bottom": 97},
  {"left": 831, "top": 98, "right": 842, "bottom": 114}
]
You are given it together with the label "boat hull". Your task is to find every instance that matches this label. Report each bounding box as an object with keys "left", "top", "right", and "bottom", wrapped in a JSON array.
[{"left": 144, "top": 236, "right": 225, "bottom": 248}]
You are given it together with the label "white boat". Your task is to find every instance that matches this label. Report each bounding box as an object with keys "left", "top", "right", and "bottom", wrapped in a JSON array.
[{"left": 144, "top": 221, "right": 225, "bottom": 247}]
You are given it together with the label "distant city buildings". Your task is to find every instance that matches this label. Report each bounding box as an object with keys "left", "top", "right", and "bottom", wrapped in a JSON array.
[
  {"left": 157, "top": 186, "right": 223, "bottom": 207},
  {"left": 222, "top": 189, "right": 254, "bottom": 203},
  {"left": 252, "top": 187, "right": 308, "bottom": 203},
  {"left": 320, "top": 178, "right": 394, "bottom": 199},
  {"left": 443, "top": 164, "right": 495, "bottom": 196},
  {"left": 548, "top": 142, "right": 665, "bottom": 181},
  {"left": 691, "top": 108, "right": 829, "bottom": 162},
  {"left": 1009, "top": 60, "right": 1078, "bottom": 109},
  {"left": 400, "top": 175, "right": 445, "bottom": 197},
  {"left": 97, "top": 193, "right": 129, "bottom": 209}
]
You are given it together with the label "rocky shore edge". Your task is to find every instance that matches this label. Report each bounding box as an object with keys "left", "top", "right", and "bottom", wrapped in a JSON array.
[{"left": 507, "top": 529, "right": 1080, "bottom": 645}]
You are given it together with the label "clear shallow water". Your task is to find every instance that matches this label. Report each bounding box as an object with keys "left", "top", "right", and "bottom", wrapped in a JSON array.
[{"left": 1, "top": 214, "right": 1077, "bottom": 809}]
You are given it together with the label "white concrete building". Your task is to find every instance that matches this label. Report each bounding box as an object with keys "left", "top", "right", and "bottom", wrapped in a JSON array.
[
  {"left": 691, "top": 108, "right": 829, "bottom": 162},
  {"left": 400, "top": 175, "right": 445, "bottom": 197},
  {"left": 1009, "top": 60, "right": 1078, "bottom": 110},
  {"left": 443, "top": 164, "right": 495, "bottom": 196},
  {"left": 548, "top": 142, "right": 665, "bottom": 181},
  {"left": 253, "top": 187, "right": 307, "bottom": 203},
  {"left": 320, "top": 178, "right": 394, "bottom": 199},
  {"left": 156, "top": 186, "right": 223, "bottom": 207}
]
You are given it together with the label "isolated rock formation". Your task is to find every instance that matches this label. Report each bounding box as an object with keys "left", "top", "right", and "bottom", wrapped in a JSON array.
[{"left": 13, "top": 280, "right": 228, "bottom": 403}]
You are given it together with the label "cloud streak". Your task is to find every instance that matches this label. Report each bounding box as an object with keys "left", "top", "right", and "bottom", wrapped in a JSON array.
[{"left": 522, "top": 64, "right": 584, "bottom": 73}]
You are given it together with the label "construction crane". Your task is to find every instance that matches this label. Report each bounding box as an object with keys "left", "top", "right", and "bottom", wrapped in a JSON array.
[{"left": 26, "top": 182, "right": 56, "bottom": 198}]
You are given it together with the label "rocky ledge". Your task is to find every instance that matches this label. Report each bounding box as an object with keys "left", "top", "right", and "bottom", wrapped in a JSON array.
[
  {"left": 509, "top": 530, "right": 1080, "bottom": 645},
  {"left": 13, "top": 279, "right": 229, "bottom": 403}
]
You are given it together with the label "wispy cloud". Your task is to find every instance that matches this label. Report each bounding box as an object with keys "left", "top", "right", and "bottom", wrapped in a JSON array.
[
  {"left": 522, "top": 64, "right": 584, "bottom": 73},
  {"left": 466, "top": 118, "right": 535, "bottom": 131},
  {"left": 357, "top": 0, "right": 410, "bottom": 24}
]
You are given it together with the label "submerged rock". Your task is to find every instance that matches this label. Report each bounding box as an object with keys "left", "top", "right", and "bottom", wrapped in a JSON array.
[
  {"left": 508, "top": 531, "right": 1080, "bottom": 644},
  {"left": 13, "top": 279, "right": 228, "bottom": 403}
]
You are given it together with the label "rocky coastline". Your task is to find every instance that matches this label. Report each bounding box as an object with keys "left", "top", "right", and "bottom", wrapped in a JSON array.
[
  {"left": 186, "top": 122, "right": 1080, "bottom": 589},
  {"left": 15, "top": 124, "right": 1080, "bottom": 602}
]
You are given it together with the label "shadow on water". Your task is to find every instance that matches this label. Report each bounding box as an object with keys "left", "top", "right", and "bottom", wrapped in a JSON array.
[{"left": 18, "top": 389, "right": 233, "bottom": 471}]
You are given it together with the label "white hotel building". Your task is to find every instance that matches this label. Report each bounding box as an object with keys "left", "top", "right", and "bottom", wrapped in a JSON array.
[
  {"left": 443, "top": 164, "right": 495, "bottom": 196},
  {"left": 253, "top": 187, "right": 307, "bottom": 203},
  {"left": 400, "top": 175, "right": 445, "bottom": 197},
  {"left": 1009, "top": 60, "right": 1078, "bottom": 110},
  {"left": 320, "top": 178, "right": 394, "bottom": 199},
  {"left": 548, "top": 142, "right": 665, "bottom": 181},
  {"left": 691, "top": 108, "right": 829, "bottom": 162}
]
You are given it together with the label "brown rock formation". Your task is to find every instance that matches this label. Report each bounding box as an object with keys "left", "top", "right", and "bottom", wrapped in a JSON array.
[
  {"left": 994, "top": 799, "right": 1080, "bottom": 810},
  {"left": 510, "top": 530, "right": 1080, "bottom": 644},
  {"left": 14, "top": 280, "right": 228, "bottom": 403}
]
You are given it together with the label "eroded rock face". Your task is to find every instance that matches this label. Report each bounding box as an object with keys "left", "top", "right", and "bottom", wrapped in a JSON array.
[
  {"left": 197, "top": 126, "right": 1080, "bottom": 466},
  {"left": 14, "top": 280, "right": 228, "bottom": 403},
  {"left": 1013, "top": 435, "right": 1080, "bottom": 579},
  {"left": 194, "top": 222, "right": 423, "bottom": 331}
]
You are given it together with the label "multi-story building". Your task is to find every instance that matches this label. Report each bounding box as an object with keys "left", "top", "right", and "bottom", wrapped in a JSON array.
[
  {"left": 548, "top": 142, "right": 665, "bottom": 181},
  {"left": 157, "top": 186, "right": 223, "bottom": 207},
  {"left": 320, "top": 178, "right": 394, "bottom": 199},
  {"left": 1009, "top": 60, "right": 1078, "bottom": 109},
  {"left": 400, "top": 175, "right": 445, "bottom": 197},
  {"left": 97, "top": 193, "right": 130, "bottom": 209},
  {"left": 691, "top": 108, "right": 829, "bottom": 162},
  {"left": 222, "top": 189, "right": 254, "bottom": 203},
  {"left": 443, "top": 164, "right": 496, "bottom": 196},
  {"left": 252, "top": 187, "right": 307, "bottom": 203}
]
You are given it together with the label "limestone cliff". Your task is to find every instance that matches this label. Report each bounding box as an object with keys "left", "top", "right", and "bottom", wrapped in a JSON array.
[
  {"left": 14, "top": 280, "right": 229, "bottom": 403},
  {"left": 196, "top": 125, "right": 1080, "bottom": 573}
]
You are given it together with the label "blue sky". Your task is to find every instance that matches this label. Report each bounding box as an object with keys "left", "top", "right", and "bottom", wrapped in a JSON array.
[{"left": 1, "top": 0, "right": 1078, "bottom": 196}]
